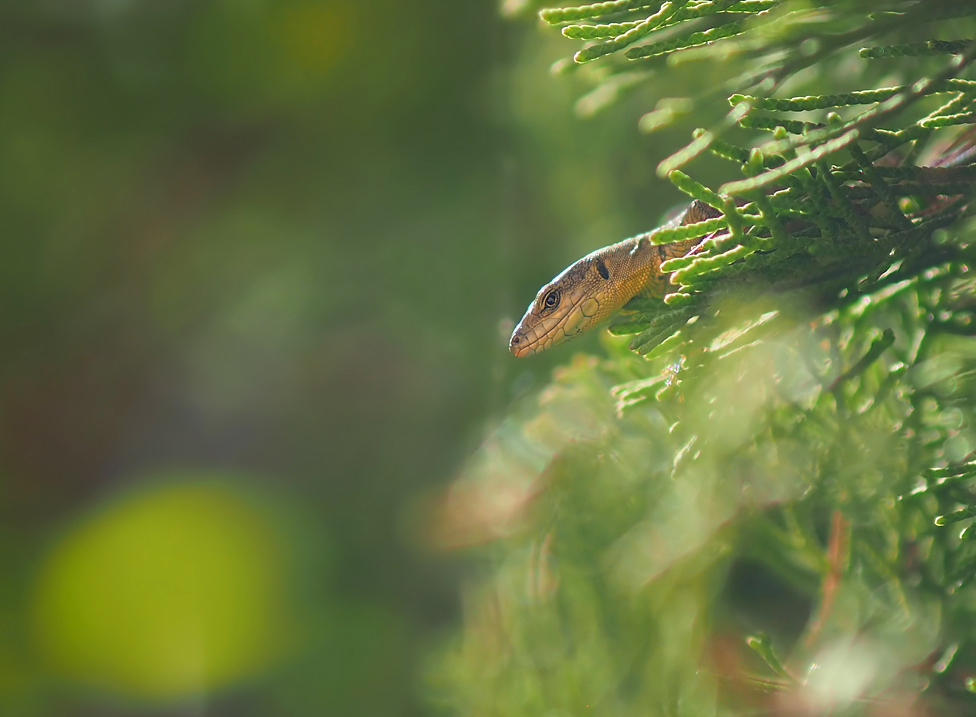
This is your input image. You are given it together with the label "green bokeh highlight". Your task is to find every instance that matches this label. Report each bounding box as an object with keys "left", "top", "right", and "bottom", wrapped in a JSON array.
[{"left": 31, "top": 480, "right": 291, "bottom": 699}]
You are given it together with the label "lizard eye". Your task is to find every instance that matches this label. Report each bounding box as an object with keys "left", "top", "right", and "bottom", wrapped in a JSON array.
[{"left": 543, "top": 289, "right": 560, "bottom": 308}]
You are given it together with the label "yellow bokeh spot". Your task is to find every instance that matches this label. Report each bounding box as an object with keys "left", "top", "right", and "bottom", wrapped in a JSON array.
[
  {"left": 31, "top": 479, "right": 291, "bottom": 699},
  {"left": 272, "top": 1, "right": 354, "bottom": 77}
]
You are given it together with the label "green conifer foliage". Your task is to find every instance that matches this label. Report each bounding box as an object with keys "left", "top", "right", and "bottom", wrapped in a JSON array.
[{"left": 431, "top": 2, "right": 976, "bottom": 715}]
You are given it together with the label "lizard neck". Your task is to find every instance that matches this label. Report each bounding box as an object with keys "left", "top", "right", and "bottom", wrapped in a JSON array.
[{"left": 599, "top": 235, "right": 697, "bottom": 303}]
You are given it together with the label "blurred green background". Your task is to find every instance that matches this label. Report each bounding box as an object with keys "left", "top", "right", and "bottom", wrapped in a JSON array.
[{"left": 0, "top": 1, "right": 715, "bottom": 714}]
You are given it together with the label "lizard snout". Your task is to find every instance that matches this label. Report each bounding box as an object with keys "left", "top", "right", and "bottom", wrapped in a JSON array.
[{"left": 509, "top": 330, "right": 532, "bottom": 358}]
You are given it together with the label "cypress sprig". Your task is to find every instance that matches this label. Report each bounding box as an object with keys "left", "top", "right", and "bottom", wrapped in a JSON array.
[
  {"left": 740, "top": 114, "right": 903, "bottom": 148},
  {"left": 548, "top": 0, "right": 782, "bottom": 65},
  {"left": 610, "top": 374, "right": 669, "bottom": 413},
  {"left": 659, "top": 254, "right": 700, "bottom": 273},
  {"left": 697, "top": 223, "right": 762, "bottom": 255},
  {"left": 859, "top": 123, "right": 928, "bottom": 164},
  {"left": 611, "top": 304, "right": 690, "bottom": 336},
  {"left": 740, "top": 149, "right": 789, "bottom": 244},
  {"left": 751, "top": 101, "right": 896, "bottom": 168},
  {"left": 844, "top": 182, "right": 976, "bottom": 199},
  {"left": 829, "top": 328, "right": 896, "bottom": 391},
  {"left": 731, "top": 88, "right": 906, "bottom": 112},
  {"left": 919, "top": 111, "right": 976, "bottom": 129},
  {"left": 751, "top": 190, "right": 787, "bottom": 244},
  {"left": 625, "top": 18, "right": 749, "bottom": 59},
  {"left": 730, "top": 79, "right": 976, "bottom": 113},
  {"left": 574, "top": 0, "right": 692, "bottom": 64},
  {"left": 884, "top": 215, "right": 957, "bottom": 257},
  {"left": 848, "top": 143, "right": 913, "bottom": 231},
  {"left": 628, "top": 309, "right": 695, "bottom": 353},
  {"left": 761, "top": 194, "right": 818, "bottom": 222},
  {"left": 852, "top": 91, "right": 975, "bottom": 166},
  {"left": 639, "top": 327, "right": 688, "bottom": 357},
  {"left": 539, "top": 0, "right": 659, "bottom": 24},
  {"left": 706, "top": 137, "right": 751, "bottom": 163},
  {"left": 747, "top": 633, "right": 793, "bottom": 681},
  {"left": 818, "top": 158, "right": 872, "bottom": 242},
  {"left": 630, "top": 326, "right": 678, "bottom": 354},
  {"left": 928, "top": 91, "right": 972, "bottom": 119},
  {"left": 669, "top": 242, "right": 756, "bottom": 285},
  {"left": 562, "top": 19, "right": 643, "bottom": 39},
  {"left": 725, "top": 0, "right": 779, "bottom": 12},
  {"left": 722, "top": 195, "right": 747, "bottom": 245},
  {"left": 662, "top": 291, "right": 695, "bottom": 306},
  {"left": 792, "top": 166, "right": 841, "bottom": 240},
  {"left": 720, "top": 131, "right": 860, "bottom": 196},
  {"left": 698, "top": 126, "right": 787, "bottom": 171},
  {"left": 562, "top": 0, "right": 759, "bottom": 40},
  {"left": 935, "top": 505, "right": 976, "bottom": 526},
  {"left": 739, "top": 115, "right": 821, "bottom": 135},
  {"left": 658, "top": 127, "right": 718, "bottom": 175},
  {"left": 669, "top": 169, "right": 727, "bottom": 209},
  {"left": 647, "top": 216, "right": 730, "bottom": 244},
  {"left": 925, "top": 462, "right": 976, "bottom": 479},
  {"left": 836, "top": 165, "right": 976, "bottom": 183},
  {"left": 859, "top": 40, "right": 973, "bottom": 59}
]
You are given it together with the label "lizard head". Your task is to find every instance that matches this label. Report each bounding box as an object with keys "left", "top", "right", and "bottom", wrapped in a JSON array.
[
  {"left": 510, "top": 250, "right": 625, "bottom": 357},
  {"left": 509, "top": 202, "right": 714, "bottom": 357}
]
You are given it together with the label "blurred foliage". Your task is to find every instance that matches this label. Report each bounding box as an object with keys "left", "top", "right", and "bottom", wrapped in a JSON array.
[
  {"left": 0, "top": 0, "right": 530, "bottom": 715},
  {"left": 431, "top": 2, "right": 976, "bottom": 716}
]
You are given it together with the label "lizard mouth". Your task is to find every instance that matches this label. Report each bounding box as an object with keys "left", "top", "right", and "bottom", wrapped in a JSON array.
[
  {"left": 510, "top": 339, "right": 530, "bottom": 357},
  {"left": 510, "top": 302, "right": 593, "bottom": 357},
  {"left": 510, "top": 319, "right": 555, "bottom": 357},
  {"left": 509, "top": 329, "right": 536, "bottom": 357}
]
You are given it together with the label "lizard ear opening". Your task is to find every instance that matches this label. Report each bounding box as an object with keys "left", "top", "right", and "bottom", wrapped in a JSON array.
[{"left": 595, "top": 258, "right": 610, "bottom": 280}]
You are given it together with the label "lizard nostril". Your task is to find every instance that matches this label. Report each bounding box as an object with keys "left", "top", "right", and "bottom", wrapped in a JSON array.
[{"left": 512, "top": 336, "right": 520, "bottom": 344}]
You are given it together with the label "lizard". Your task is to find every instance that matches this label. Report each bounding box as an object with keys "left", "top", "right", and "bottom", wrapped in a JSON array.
[
  {"left": 510, "top": 199, "right": 723, "bottom": 357},
  {"left": 509, "top": 134, "right": 976, "bottom": 358}
]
